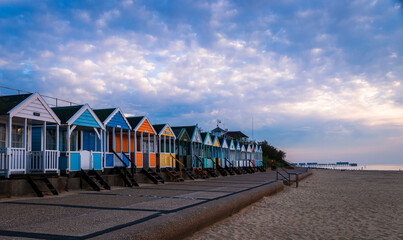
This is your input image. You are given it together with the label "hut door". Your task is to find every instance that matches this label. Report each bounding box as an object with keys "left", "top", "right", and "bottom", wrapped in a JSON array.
[
  {"left": 81, "top": 150, "right": 91, "bottom": 170},
  {"left": 143, "top": 133, "right": 149, "bottom": 168}
]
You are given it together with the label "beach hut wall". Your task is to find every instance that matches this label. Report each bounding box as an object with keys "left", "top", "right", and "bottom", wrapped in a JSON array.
[{"left": 0, "top": 93, "right": 61, "bottom": 178}]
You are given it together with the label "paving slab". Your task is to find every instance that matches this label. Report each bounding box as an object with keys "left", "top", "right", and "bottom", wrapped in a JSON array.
[{"left": 0, "top": 169, "right": 310, "bottom": 240}]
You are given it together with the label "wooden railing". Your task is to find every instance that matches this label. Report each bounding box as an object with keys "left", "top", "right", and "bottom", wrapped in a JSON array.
[
  {"left": 29, "top": 150, "right": 59, "bottom": 173},
  {"left": 0, "top": 147, "right": 26, "bottom": 177}
]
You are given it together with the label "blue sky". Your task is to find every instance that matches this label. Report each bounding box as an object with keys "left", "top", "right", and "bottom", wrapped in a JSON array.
[{"left": 1, "top": 0, "right": 403, "bottom": 164}]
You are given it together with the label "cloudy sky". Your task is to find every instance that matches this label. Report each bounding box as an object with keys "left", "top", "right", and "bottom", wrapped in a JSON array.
[{"left": 1, "top": 0, "right": 403, "bottom": 165}]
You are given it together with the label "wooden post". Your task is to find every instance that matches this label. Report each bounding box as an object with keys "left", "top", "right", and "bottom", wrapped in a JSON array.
[
  {"left": 120, "top": 128, "right": 123, "bottom": 153},
  {"left": 23, "top": 118, "right": 27, "bottom": 173},
  {"left": 42, "top": 121, "right": 46, "bottom": 173},
  {"left": 173, "top": 137, "right": 176, "bottom": 168}
]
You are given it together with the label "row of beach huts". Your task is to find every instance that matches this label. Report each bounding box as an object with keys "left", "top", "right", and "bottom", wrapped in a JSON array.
[{"left": 0, "top": 91, "right": 264, "bottom": 195}]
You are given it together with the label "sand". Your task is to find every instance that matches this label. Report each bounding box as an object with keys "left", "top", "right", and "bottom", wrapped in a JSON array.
[{"left": 187, "top": 169, "right": 403, "bottom": 240}]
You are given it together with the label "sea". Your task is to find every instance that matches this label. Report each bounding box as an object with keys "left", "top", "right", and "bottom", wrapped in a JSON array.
[{"left": 302, "top": 164, "right": 403, "bottom": 171}]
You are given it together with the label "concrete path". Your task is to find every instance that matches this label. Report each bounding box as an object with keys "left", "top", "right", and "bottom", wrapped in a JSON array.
[{"left": 0, "top": 170, "right": 308, "bottom": 240}]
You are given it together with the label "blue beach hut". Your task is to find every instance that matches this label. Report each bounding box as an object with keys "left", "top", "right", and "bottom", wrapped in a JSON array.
[
  {"left": 51, "top": 104, "right": 105, "bottom": 173},
  {"left": 93, "top": 108, "right": 132, "bottom": 169},
  {"left": 201, "top": 132, "right": 213, "bottom": 168}
]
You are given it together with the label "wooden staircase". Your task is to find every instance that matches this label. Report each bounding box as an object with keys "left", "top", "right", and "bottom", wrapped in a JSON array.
[
  {"left": 195, "top": 167, "right": 209, "bottom": 179},
  {"left": 166, "top": 168, "right": 184, "bottom": 182},
  {"left": 243, "top": 167, "right": 254, "bottom": 174},
  {"left": 81, "top": 169, "right": 111, "bottom": 191},
  {"left": 216, "top": 164, "right": 228, "bottom": 176},
  {"left": 257, "top": 166, "right": 266, "bottom": 172},
  {"left": 115, "top": 167, "right": 139, "bottom": 187},
  {"left": 206, "top": 168, "right": 218, "bottom": 177},
  {"left": 26, "top": 175, "right": 58, "bottom": 197},
  {"left": 238, "top": 167, "right": 247, "bottom": 174},
  {"left": 182, "top": 168, "right": 195, "bottom": 180},
  {"left": 225, "top": 166, "right": 236, "bottom": 175},
  {"left": 111, "top": 150, "right": 139, "bottom": 187},
  {"left": 141, "top": 168, "right": 165, "bottom": 184}
]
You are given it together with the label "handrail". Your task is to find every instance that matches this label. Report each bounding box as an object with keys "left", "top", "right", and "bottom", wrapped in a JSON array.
[
  {"left": 111, "top": 150, "right": 128, "bottom": 168},
  {"left": 276, "top": 167, "right": 299, "bottom": 187},
  {"left": 170, "top": 154, "right": 185, "bottom": 167},
  {"left": 194, "top": 154, "right": 204, "bottom": 169},
  {"left": 248, "top": 160, "right": 256, "bottom": 168},
  {"left": 122, "top": 151, "right": 136, "bottom": 174},
  {"left": 224, "top": 158, "right": 234, "bottom": 167}
]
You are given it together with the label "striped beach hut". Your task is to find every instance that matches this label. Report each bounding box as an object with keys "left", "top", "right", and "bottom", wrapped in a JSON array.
[
  {"left": 51, "top": 104, "right": 105, "bottom": 173},
  {"left": 228, "top": 139, "right": 236, "bottom": 167},
  {"left": 220, "top": 136, "right": 229, "bottom": 167},
  {"left": 153, "top": 124, "right": 176, "bottom": 169},
  {"left": 174, "top": 125, "right": 203, "bottom": 168},
  {"left": 172, "top": 127, "right": 191, "bottom": 168},
  {"left": 93, "top": 108, "right": 132, "bottom": 169},
  {"left": 201, "top": 132, "right": 213, "bottom": 168},
  {"left": 127, "top": 116, "right": 157, "bottom": 169},
  {"left": 247, "top": 144, "right": 253, "bottom": 167},
  {"left": 211, "top": 134, "right": 221, "bottom": 168},
  {"left": 0, "top": 93, "right": 61, "bottom": 178},
  {"left": 240, "top": 144, "right": 247, "bottom": 167}
]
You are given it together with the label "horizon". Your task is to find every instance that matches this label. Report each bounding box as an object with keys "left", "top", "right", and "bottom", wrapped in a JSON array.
[{"left": 1, "top": 0, "right": 402, "bottom": 165}]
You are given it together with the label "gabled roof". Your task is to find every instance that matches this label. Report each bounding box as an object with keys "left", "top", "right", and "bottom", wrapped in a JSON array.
[
  {"left": 127, "top": 116, "right": 156, "bottom": 134},
  {"left": 212, "top": 135, "right": 220, "bottom": 147},
  {"left": 225, "top": 131, "right": 248, "bottom": 139},
  {"left": 153, "top": 124, "right": 166, "bottom": 134},
  {"left": 93, "top": 108, "right": 115, "bottom": 122},
  {"left": 201, "top": 132, "right": 212, "bottom": 146},
  {"left": 52, "top": 104, "right": 104, "bottom": 129},
  {"left": 93, "top": 107, "right": 132, "bottom": 130},
  {"left": 0, "top": 93, "right": 32, "bottom": 115},
  {"left": 173, "top": 125, "right": 202, "bottom": 143},
  {"left": 126, "top": 116, "right": 143, "bottom": 128},
  {"left": 211, "top": 126, "right": 225, "bottom": 133},
  {"left": 172, "top": 127, "right": 191, "bottom": 142},
  {"left": 0, "top": 93, "right": 61, "bottom": 124},
  {"left": 52, "top": 105, "right": 83, "bottom": 124},
  {"left": 153, "top": 123, "right": 176, "bottom": 138}
]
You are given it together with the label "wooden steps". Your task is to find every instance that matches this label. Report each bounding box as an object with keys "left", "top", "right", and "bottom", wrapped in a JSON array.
[
  {"left": 81, "top": 169, "right": 111, "bottom": 191},
  {"left": 206, "top": 168, "right": 218, "bottom": 178},
  {"left": 225, "top": 166, "right": 236, "bottom": 175},
  {"left": 115, "top": 167, "right": 139, "bottom": 187},
  {"left": 195, "top": 167, "right": 209, "bottom": 179},
  {"left": 141, "top": 168, "right": 165, "bottom": 184},
  {"left": 26, "top": 175, "right": 58, "bottom": 197},
  {"left": 257, "top": 166, "right": 266, "bottom": 172},
  {"left": 166, "top": 168, "right": 184, "bottom": 182},
  {"left": 232, "top": 167, "right": 242, "bottom": 175},
  {"left": 216, "top": 164, "right": 228, "bottom": 176},
  {"left": 182, "top": 168, "right": 195, "bottom": 180},
  {"left": 242, "top": 167, "right": 254, "bottom": 174}
]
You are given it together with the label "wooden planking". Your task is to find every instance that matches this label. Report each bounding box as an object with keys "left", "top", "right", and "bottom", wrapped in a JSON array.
[
  {"left": 73, "top": 109, "right": 101, "bottom": 128},
  {"left": 107, "top": 111, "right": 130, "bottom": 129},
  {"left": 137, "top": 119, "right": 155, "bottom": 134},
  {"left": 149, "top": 153, "right": 156, "bottom": 167},
  {"left": 204, "top": 133, "right": 212, "bottom": 146},
  {"left": 160, "top": 153, "right": 166, "bottom": 167},
  {"left": 14, "top": 98, "right": 56, "bottom": 122},
  {"left": 161, "top": 126, "right": 174, "bottom": 137},
  {"left": 213, "top": 137, "right": 220, "bottom": 147},
  {"left": 136, "top": 152, "right": 142, "bottom": 167},
  {"left": 221, "top": 139, "right": 228, "bottom": 148}
]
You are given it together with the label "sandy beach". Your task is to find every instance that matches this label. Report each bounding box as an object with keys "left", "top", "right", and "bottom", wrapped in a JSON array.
[{"left": 187, "top": 169, "right": 403, "bottom": 240}]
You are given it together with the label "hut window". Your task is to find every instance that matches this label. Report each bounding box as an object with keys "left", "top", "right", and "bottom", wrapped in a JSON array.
[
  {"left": 0, "top": 123, "right": 5, "bottom": 148},
  {"left": 161, "top": 136, "right": 165, "bottom": 152},
  {"left": 164, "top": 137, "right": 169, "bottom": 153},
  {"left": 46, "top": 128, "right": 57, "bottom": 150},
  {"left": 142, "top": 134, "right": 148, "bottom": 152},
  {"left": 11, "top": 125, "right": 24, "bottom": 148},
  {"left": 170, "top": 138, "right": 174, "bottom": 153}
]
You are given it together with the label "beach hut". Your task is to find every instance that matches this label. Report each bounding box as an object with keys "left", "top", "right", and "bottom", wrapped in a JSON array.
[
  {"left": 240, "top": 144, "right": 247, "bottom": 167},
  {"left": 93, "top": 108, "right": 132, "bottom": 169},
  {"left": 211, "top": 135, "right": 221, "bottom": 167},
  {"left": 247, "top": 144, "right": 253, "bottom": 167},
  {"left": 51, "top": 104, "right": 105, "bottom": 173},
  {"left": 153, "top": 124, "right": 176, "bottom": 169},
  {"left": 0, "top": 93, "right": 61, "bottom": 178},
  {"left": 174, "top": 125, "right": 203, "bottom": 168},
  {"left": 172, "top": 127, "right": 191, "bottom": 168},
  {"left": 220, "top": 136, "right": 229, "bottom": 167},
  {"left": 235, "top": 141, "right": 241, "bottom": 167},
  {"left": 228, "top": 139, "right": 236, "bottom": 166},
  {"left": 126, "top": 116, "right": 157, "bottom": 169},
  {"left": 201, "top": 132, "right": 213, "bottom": 168}
]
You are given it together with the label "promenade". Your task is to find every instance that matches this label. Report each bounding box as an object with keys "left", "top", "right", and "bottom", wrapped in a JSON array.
[{"left": 0, "top": 170, "right": 309, "bottom": 240}]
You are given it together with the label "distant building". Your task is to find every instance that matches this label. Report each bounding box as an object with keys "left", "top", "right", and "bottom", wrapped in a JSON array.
[
  {"left": 211, "top": 126, "right": 227, "bottom": 137},
  {"left": 224, "top": 131, "right": 249, "bottom": 142}
]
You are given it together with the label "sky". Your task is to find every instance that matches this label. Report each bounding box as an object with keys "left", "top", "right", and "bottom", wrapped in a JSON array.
[{"left": 0, "top": 0, "right": 403, "bottom": 165}]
